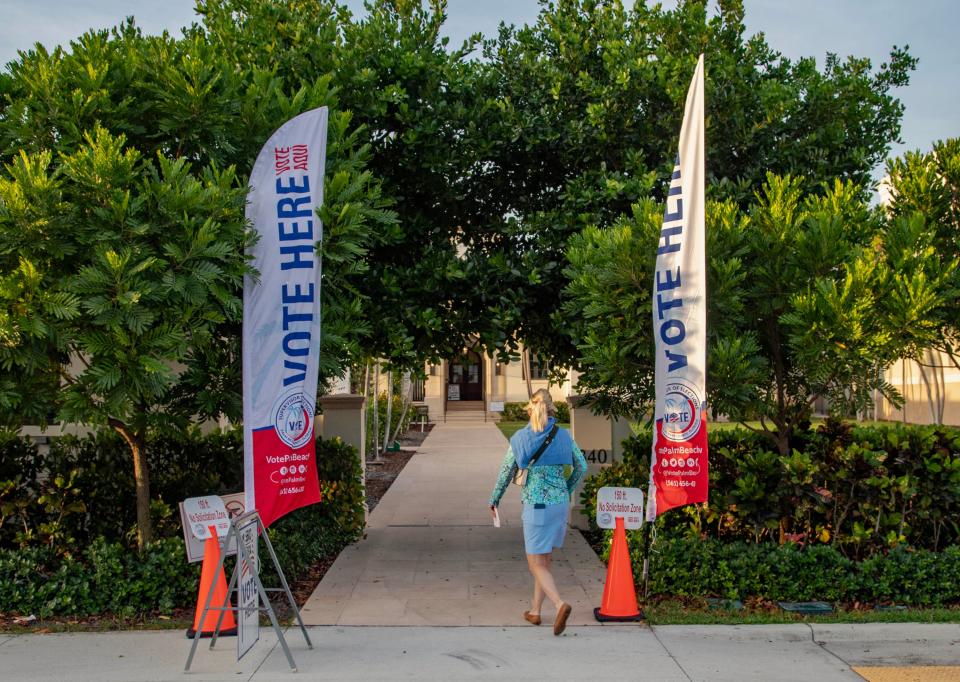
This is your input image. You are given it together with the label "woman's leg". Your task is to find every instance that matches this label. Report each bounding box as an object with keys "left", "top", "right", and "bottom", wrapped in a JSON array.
[
  {"left": 530, "top": 569, "right": 544, "bottom": 616},
  {"left": 526, "top": 552, "right": 562, "bottom": 610},
  {"left": 528, "top": 553, "right": 553, "bottom": 613}
]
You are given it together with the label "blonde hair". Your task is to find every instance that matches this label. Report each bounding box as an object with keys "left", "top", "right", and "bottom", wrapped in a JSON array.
[{"left": 525, "top": 388, "right": 555, "bottom": 433}]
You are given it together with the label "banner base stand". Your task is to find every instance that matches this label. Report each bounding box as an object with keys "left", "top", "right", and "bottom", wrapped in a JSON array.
[{"left": 594, "top": 607, "right": 645, "bottom": 622}]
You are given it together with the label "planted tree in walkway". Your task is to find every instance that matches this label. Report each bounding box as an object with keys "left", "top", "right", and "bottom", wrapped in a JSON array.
[{"left": 564, "top": 174, "right": 911, "bottom": 455}]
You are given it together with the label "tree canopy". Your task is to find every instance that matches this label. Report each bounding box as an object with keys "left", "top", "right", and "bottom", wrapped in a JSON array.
[
  {"left": 564, "top": 174, "right": 915, "bottom": 454},
  {"left": 0, "top": 0, "right": 923, "bottom": 541},
  {"left": 0, "top": 19, "right": 393, "bottom": 547},
  {"left": 882, "top": 138, "right": 960, "bottom": 373},
  {"left": 465, "top": 0, "right": 915, "bottom": 365}
]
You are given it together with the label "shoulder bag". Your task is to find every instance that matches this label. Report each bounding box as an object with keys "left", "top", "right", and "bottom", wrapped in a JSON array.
[{"left": 512, "top": 423, "right": 560, "bottom": 486}]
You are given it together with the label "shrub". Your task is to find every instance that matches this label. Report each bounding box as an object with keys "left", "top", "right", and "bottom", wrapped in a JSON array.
[
  {"left": 501, "top": 402, "right": 528, "bottom": 421},
  {"left": 0, "top": 430, "right": 365, "bottom": 617},
  {"left": 500, "top": 401, "right": 570, "bottom": 423},
  {"left": 0, "top": 538, "right": 197, "bottom": 617},
  {"left": 314, "top": 436, "right": 365, "bottom": 535},
  {"left": 1, "top": 429, "right": 363, "bottom": 547},
  {"left": 582, "top": 421, "right": 960, "bottom": 555},
  {"left": 622, "top": 536, "right": 960, "bottom": 606}
]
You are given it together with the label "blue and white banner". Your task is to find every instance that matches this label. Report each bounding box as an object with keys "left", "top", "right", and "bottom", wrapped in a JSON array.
[
  {"left": 647, "top": 55, "right": 709, "bottom": 521},
  {"left": 243, "top": 107, "right": 328, "bottom": 528}
]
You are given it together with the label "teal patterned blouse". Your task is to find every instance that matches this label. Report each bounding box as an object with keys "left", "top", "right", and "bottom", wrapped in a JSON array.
[{"left": 489, "top": 442, "right": 588, "bottom": 507}]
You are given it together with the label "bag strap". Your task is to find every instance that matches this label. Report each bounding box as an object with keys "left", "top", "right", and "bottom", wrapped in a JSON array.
[{"left": 526, "top": 423, "right": 560, "bottom": 468}]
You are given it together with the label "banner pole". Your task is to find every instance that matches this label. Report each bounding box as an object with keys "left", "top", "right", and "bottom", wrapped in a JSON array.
[{"left": 641, "top": 520, "right": 652, "bottom": 601}]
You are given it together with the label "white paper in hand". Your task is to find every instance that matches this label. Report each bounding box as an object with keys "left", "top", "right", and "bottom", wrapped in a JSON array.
[{"left": 493, "top": 507, "right": 501, "bottom": 528}]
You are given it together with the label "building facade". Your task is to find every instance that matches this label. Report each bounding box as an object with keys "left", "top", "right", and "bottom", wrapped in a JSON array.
[
  {"left": 415, "top": 347, "right": 571, "bottom": 421},
  {"left": 876, "top": 350, "right": 960, "bottom": 426}
]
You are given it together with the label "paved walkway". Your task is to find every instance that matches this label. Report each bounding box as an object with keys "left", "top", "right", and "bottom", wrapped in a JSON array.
[
  {"left": 2, "top": 623, "right": 958, "bottom": 680},
  {"left": 300, "top": 421, "right": 607, "bottom": 626}
]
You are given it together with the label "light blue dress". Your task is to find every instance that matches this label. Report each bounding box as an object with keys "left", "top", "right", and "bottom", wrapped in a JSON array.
[{"left": 489, "top": 430, "right": 588, "bottom": 554}]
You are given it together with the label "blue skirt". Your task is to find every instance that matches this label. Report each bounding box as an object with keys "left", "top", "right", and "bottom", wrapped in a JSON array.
[{"left": 522, "top": 502, "right": 568, "bottom": 555}]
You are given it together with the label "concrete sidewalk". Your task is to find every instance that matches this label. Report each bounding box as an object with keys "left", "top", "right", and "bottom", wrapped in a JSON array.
[
  {"left": 300, "top": 421, "right": 607, "bottom": 627},
  {"left": 1, "top": 623, "right": 958, "bottom": 681}
]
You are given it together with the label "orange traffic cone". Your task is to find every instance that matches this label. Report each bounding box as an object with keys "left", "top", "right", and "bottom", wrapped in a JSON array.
[
  {"left": 594, "top": 516, "right": 643, "bottom": 622},
  {"left": 186, "top": 526, "right": 237, "bottom": 638}
]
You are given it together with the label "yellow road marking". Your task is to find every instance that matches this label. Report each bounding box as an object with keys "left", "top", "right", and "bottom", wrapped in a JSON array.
[{"left": 853, "top": 667, "right": 960, "bottom": 681}]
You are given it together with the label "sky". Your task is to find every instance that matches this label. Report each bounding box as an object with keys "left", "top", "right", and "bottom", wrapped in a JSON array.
[{"left": 1, "top": 0, "right": 957, "bottom": 168}]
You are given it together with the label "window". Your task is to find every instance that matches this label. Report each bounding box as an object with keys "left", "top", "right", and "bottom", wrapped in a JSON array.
[{"left": 530, "top": 353, "right": 550, "bottom": 380}]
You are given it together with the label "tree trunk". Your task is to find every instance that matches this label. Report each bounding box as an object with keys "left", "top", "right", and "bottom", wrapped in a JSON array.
[
  {"left": 901, "top": 360, "right": 907, "bottom": 423},
  {"left": 522, "top": 348, "right": 533, "bottom": 399},
  {"left": 111, "top": 418, "right": 152, "bottom": 551},
  {"left": 774, "top": 426, "right": 790, "bottom": 458},
  {"left": 363, "top": 360, "right": 370, "bottom": 401},
  {"left": 390, "top": 372, "right": 414, "bottom": 444},
  {"left": 372, "top": 360, "right": 381, "bottom": 460},
  {"left": 383, "top": 369, "right": 393, "bottom": 455}
]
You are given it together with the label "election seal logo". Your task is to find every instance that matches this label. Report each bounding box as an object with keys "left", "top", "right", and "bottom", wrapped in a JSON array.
[
  {"left": 273, "top": 391, "right": 314, "bottom": 449},
  {"left": 661, "top": 380, "right": 703, "bottom": 442}
]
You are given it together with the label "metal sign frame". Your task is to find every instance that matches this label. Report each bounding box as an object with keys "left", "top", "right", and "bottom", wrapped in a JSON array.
[
  {"left": 184, "top": 510, "right": 312, "bottom": 672},
  {"left": 235, "top": 512, "right": 260, "bottom": 660}
]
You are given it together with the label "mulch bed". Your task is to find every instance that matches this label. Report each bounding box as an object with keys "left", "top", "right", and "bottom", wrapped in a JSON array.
[
  {"left": 396, "top": 420, "right": 435, "bottom": 447},
  {"left": 363, "top": 422, "right": 431, "bottom": 513},
  {"left": 364, "top": 448, "right": 416, "bottom": 513},
  {"left": 0, "top": 609, "right": 196, "bottom": 633}
]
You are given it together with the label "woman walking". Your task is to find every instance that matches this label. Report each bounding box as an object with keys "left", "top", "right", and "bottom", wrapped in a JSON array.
[{"left": 488, "top": 388, "right": 588, "bottom": 635}]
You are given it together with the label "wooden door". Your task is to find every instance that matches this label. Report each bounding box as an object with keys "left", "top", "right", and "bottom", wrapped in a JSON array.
[{"left": 447, "top": 349, "right": 483, "bottom": 401}]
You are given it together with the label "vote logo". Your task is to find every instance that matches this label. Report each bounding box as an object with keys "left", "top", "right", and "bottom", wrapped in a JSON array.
[
  {"left": 273, "top": 391, "right": 315, "bottom": 449},
  {"left": 661, "top": 380, "right": 703, "bottom": 443}
]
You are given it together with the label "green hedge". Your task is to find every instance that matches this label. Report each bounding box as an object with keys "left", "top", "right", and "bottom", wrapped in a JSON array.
[
  {"left": 582, "top": 420, "right": 960, "bottom": 555},
  {"left": 0, "top": 503, "right": 362, "bottom": 618},
  {"left": 616, "top": 536, "right": 960, "bottom": 606},
  {"left": 0, "top": 538, "right": 195, "bottom": 617},
  {"left": 0, "top": 428, "right": 247, "bottom": 547},
  {"left": 0, "top": 432, "right": 365, "bottom": 617},
  {"left": 501, "top": 401, "right": 570, "bottom": 423},
  {"left": 1, "top": 430, "right": 364, "bottom": 551}
]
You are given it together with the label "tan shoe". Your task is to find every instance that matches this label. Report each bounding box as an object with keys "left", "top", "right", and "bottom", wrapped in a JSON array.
[
  {"left": 553, "top": 602, "right": 572, "bottom": 635},
  {"left": 523, "top": 611, "right": 541, "bottom": 625}
]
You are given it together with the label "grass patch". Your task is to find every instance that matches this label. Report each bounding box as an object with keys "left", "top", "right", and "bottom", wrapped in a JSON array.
[
  {"left": 642, "top": 599, "right": 960, "bottom": 625},
  {"left": 496, "top": 421, "right": 527, "bottom": 440}
]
